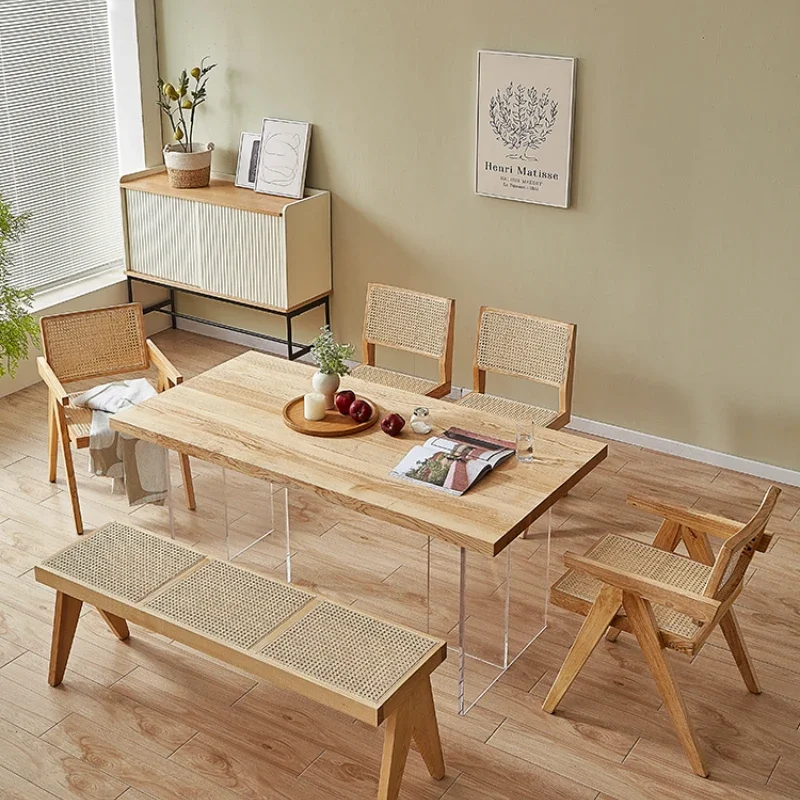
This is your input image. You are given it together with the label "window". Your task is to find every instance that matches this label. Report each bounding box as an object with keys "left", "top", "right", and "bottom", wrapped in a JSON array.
[{"left": 0, "top": 1, "right": 123, "bottom": 292}]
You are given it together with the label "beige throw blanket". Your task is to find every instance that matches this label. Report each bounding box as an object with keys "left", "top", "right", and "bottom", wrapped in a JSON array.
[{"left": 73, "top": 379, "right": 167, "bottom": 506}]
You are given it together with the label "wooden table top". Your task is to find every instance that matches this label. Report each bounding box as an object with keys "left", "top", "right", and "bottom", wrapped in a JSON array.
[{"left": 110, "top": 352, "right": 607, "bottom": 556}]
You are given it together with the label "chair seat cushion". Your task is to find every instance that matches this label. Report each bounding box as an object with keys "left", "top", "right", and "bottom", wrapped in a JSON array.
[
  {"left": 351, "top": 364, "right": 440, "bottom": 396},
  {"left": 457, "top": 392, "right": 558, "bottom": 427},
  {"left": 552, "top": 534, "right": 714, "bottom": 639}
]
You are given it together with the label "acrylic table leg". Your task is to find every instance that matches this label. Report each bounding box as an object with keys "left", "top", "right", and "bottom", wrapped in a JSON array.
[
  {"left": 426, "top": 536, "right": 432, "bottom": 635},
  {"left": 283, "top": 486, "right": 292, "bottom": 583},
  {"left": 223, "top": 467, "right": 231, "bottom": 560},
  {"left": 502, "top": 545, "right": 512, "bottom": 669},
  {"left": 165, "top": 447, "right": 175, "bottom": 540},
  {"left": 458, "top": 546, "right": 467, "bottom": 715},
  {"left": 544, "top": 507, "right": 552, "bottom": 626}
]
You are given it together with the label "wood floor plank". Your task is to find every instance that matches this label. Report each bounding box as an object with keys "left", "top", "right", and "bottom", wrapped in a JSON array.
[
  {"left": 113, "top": 667, "right": 327, "bottom": 775},
  {"left": 0, "top": 717, "right": 127, "bottom": 800},
  {"left": 42, "top": 712, "right": 245, "bottom": 800},
  {"left": 0, "top": 763, "right": 63, "bottom": 800},
  {"left": 1, "top": 651, "right": 198, "bottom": 757}
]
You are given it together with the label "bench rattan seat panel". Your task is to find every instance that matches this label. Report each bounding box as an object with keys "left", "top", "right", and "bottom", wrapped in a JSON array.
[
  {"left": 456, "top": 392, "right": 558, "bottom": 427},
  {"left": 145, "top": 559, "right": 315, "bottom": 649},
  {"left": 552, "top": 534, "right": 713, "bottom": 638},
  {"left": 261, "top": 601, "right": 437, "bottom": 704},
  {"left": 39, "top": 521, "right": 204, "bottom": 603},
  {"left": 35, "top": 521, "right": 446, "bottom": 726},
  {"left": 350, "top": 364, "right": 439, "bottom": 396}
]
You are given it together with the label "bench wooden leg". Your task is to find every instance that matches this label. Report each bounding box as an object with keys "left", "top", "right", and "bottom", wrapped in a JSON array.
[
  {"left": 97, "top": 608, "right": 130, "bottom": 641},
  {"left": 412, "top": 678, "right": 445, "bottom": 780},
  {"left": 378, "top": 676, "right": 445, "bottom": 799},
  {"left": 623, "top": 591, "right": 708, "bottom": 777},
  {"left": 48, "top": 592, "right": 83, "bottom": 687},
  {"left": 543, "top": 584, "right": 622, "bottom": 714},
  {"left": 378, "top": 701, "right": 415, "bottom": 800}
]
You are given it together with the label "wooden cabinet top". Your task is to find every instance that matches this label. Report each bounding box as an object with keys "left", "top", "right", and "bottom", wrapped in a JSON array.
[{"left": 120, "top": 169, "right": 306, "bottom": 217}]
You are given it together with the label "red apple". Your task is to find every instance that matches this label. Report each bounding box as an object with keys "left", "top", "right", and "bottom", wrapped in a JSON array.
[
  {"left": 380, "top": 413, "right": 405, "bottom": 436},
  {"left": 334, "top": 390, "right": 356, "bottom": 415},
  {"left": 349, "top": 398, "right": 372, "bottom": 423}
]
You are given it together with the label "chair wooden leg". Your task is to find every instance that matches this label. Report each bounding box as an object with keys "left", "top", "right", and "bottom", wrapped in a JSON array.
[
  {"left": 606, "top": 626, "right": 622, "bottom": 642},
  {"left": 48, "top": 592, "right": 83, "bottom": 687},
  {"left": 412, "top": 678, "right": 446, "bottom": 780},
  {"left": 543, "top": 585, "right": 622, "bottom": 713},
  {"left": 54, "top": 405, "right": 83, "bottom": 535},
  {"left": 97, "top": 608, "right": 130, "bottom": 641},
  {"left": 180, "top": 453, "right": 196, "bottom": 510},
  {"left": 652, "top": 519, "right": 683, "bottom": 552},
  {"left": 378, "top": 701, "right": 415, "bottom": 800},
  {"left": 719, "top": 609, "right": 760, "bottom": 694},
  {"left": 623, "top": 592, "right": 708, "bottom": 777},
  {"left": 48, "top": 396, "right": 58, "bottom": 483}
]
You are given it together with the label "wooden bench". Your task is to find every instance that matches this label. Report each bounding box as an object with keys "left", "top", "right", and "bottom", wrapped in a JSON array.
[{"left": 35, "top": 522, "right": 447, "bottom": 800}]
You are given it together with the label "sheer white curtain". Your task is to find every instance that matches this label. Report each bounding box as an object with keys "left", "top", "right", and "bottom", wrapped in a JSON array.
[{"left": 0, "top": 0, "right": 123, "bottom": 292}]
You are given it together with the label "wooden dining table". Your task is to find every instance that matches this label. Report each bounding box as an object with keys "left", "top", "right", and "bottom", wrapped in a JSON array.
[{"left": 111, "top": 350, "right": 607, "bottom": 711}]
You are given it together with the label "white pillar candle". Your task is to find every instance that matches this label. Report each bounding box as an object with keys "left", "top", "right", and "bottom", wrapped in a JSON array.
[{"left": 303, "top": 392, "right": 327, "bottom": 421}]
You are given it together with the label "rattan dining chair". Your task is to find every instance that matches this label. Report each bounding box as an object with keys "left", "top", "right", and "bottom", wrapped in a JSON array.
[
  {"left": 457, "top": 307, "right": 576, "bottom": 429},
  {"left": 350, "top": 283, "right": 455, "bottom": 399},
  {"left": 36, "top": 303, "right": 195, "bottom": 535},
  {"left": 543, "top": 486, "right": 780, "bottom": 777}
]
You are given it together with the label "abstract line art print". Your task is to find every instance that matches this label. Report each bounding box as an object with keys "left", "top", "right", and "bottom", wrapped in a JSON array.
[{"left": 255, "top": 119, "right": 312, "bottom": 199}]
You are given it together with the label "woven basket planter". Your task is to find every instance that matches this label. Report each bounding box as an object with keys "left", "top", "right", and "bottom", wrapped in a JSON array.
[{"left": 163, "top": 142, "right": 214, "bottom": 188}]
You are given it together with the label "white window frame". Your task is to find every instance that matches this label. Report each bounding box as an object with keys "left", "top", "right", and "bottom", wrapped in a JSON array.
[{"left": 31, "top": 0, "right": 160, "bottom": 312}]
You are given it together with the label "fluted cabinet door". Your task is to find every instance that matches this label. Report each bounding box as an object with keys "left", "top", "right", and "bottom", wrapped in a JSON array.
[{"left": 125, "top": 190, "right": 288, "bottom": 309}]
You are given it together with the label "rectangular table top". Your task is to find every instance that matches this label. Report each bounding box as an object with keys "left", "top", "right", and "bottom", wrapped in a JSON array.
[{"left": 110, "top": 351, "right": 607, "bottom": 556}]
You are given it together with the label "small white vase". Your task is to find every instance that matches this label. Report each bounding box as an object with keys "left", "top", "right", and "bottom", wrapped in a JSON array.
[{"left": 311, "top": 371, "right": 340, "bottom": 409}]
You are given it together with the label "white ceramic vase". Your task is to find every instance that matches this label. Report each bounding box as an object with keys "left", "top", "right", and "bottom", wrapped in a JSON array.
[
  {"left": 311, "top": 370, "right": 340, "bottom": 409},
  {"left": 163, "top": 141, "right": 215, "bottom": 188}
]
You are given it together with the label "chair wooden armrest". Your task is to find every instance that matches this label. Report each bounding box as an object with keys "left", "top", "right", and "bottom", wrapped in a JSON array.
[
  {"left": 563, "top": 551, "right": 721, "bottom": 623},
  {"left": 627, "top": 495, "right": 744, "bottom": 539},
  {"left": 37, "top": 357, "right": 70, "bottom": 406},
  {"left": 147, "top": 340, "right": 183, "bottom": 388}
]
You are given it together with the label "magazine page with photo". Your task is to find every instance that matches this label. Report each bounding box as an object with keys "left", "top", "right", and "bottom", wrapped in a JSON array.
[{"left": 391, "top": 427, "right": 515, "bottom": 496}]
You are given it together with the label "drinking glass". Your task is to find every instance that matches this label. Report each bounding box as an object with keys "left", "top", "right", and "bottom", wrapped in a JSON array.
[{"left": 515, "top": 419, "right": 534, "bottom": 463}]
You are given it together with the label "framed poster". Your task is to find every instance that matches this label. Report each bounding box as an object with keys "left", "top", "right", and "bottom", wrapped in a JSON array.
[
  {"left": 255, "top": 118, "right": 312, "bottom": 199},
  {"left": 475, "top": 51, "right": 576, "bottom": 208},
  {"left": 234, "top": 131, "right": 261, "bottom": 189}
]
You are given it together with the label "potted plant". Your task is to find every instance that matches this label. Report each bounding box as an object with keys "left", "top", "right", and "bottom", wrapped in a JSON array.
[
  {"left": 157, "top": 57, "right": 217, "bottom": 188},
  {"left": 0, "top": 195, "right": 38, "bottom": 378},
  {"left": 309, "top": 325, "right": 354, "bottom": 408}
]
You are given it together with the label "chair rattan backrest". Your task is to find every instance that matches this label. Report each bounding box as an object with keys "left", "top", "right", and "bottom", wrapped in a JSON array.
[
  {"left": 40, "top": 303, "right": 149, "bottom": 383},
  {"left": 704, "top": 486, "right": 780, "bottom": 602},
  {"left": 363, "top": 283, "right": 454, "bottom": 359},
  {"left": 475, "top": 307, "right": 575, "bottom": 388}
]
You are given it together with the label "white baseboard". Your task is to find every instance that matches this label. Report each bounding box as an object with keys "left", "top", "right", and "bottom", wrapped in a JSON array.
[
  {"left": 566, "top": 415, "right": 800, "bottom": 488},
  {"left": 173, "top": 320, "right": 800, "bottom": 488}
]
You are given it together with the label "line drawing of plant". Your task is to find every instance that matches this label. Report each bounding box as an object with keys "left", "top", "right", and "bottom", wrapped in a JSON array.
[{"left": 488, "top": 82, "right": 558, "bottom": 160}]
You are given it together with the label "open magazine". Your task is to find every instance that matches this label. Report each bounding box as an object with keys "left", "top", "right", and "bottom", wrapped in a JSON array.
[{"left": 391, "top": 427, "right": 515, "bottom": 495}]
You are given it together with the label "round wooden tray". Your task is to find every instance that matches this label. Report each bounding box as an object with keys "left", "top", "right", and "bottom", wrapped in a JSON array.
[{"left": 282, "top": 395, "right": 379, "bottom": 437}]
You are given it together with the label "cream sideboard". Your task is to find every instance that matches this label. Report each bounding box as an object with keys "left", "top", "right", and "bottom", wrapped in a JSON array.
[{"left": 120, "top": 168, "right": 332, "bottom": 359}]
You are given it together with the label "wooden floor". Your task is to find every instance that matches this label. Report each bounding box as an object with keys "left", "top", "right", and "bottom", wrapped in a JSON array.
[{"left": 1, "top": 329, "right": 799, "bottom": 800}]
